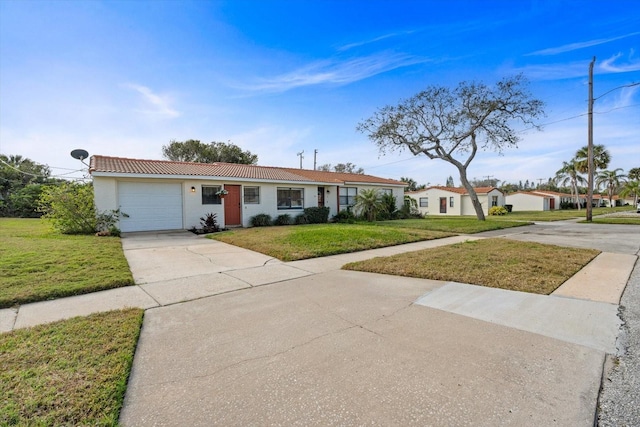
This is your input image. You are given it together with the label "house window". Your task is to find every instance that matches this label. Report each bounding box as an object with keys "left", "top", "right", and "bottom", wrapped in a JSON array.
[
  {"left": 277, "top": 187, "right": 304, "bottom": 209},
  {"left": 381, "top": 188, "right": 393, "bottom": 195},
  {"left": 491, "top": 195, "right": 498, "bottom": 207},
  {"left": 449, "top": 197, "right": 454, "bottom": 207},
  {"left": 419, "top": 197, "right": 428, "bottom": 207},
  {"left": 339, "top": 187, "right": 357, "bottom": 206},
  {"left": 244, "top": 186, "right": 260, "bottom": 204},
  {"left": 202, "top": 185, "right": 222, "bottom": 205}
]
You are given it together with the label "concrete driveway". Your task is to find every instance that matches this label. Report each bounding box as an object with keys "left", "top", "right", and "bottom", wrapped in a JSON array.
[{"left": 118, "top": 223, "right": 640, "bottom": 426}]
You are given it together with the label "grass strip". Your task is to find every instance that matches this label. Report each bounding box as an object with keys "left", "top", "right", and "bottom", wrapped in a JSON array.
[
  {"left": 376, "top": 217, "right": 531, "bottom": 233},
  {"left": 210, "top": 223, "right": 454, "bottom": 261},
  {"left": 0, "top": 219, "right": 135, "bottom": 308},
  {"left": 579, "top": 217, "right": 640, "bottom": 225},
  {"left": 0, "top": 309, "right": 144, "bottom": 426},
  {"left": 343, "top": 238, "right": 600, "bottom": 295}
]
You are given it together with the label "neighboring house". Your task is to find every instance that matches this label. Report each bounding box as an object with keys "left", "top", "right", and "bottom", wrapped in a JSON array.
[
  {"left": 90, "top": 155, "right": 405, "bottom": 232},
  {"left": 532, "top": 190, "right": 616, "bottom": 208},
  {"left": 505, "top": 191, "right": 554, "bottom": 211},
  {"left": 406, "top": 186, "right": 505, "bottom": 216},
  {"left": 531, "top": 190, "right": 577, "bottom": 209}
]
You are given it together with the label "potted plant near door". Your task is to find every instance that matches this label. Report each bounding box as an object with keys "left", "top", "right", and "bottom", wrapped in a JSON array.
[{"left": 216, "top": 189, "right": 229, "bottom": 199}]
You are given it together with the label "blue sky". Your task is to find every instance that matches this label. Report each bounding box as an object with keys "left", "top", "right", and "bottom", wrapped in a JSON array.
[{"left": 1, "top": 0, "right": 638, "bottom": 186}]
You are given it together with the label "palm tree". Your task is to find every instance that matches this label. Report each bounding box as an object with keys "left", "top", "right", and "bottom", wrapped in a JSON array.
[
  {"left": 595, "top": 168, "right": 626, "bottom": 208},
  {"left": 619, "top": 180, "right": 640, "bottom": 208},
  {"left": 628, "top": 167, "right": 640, "bottom": 181},
  {"left": 353, "top": 188, "right": 383, "bottom": 221},
  {"left": 574, "top": 144, "right": 611, "bottom": 174},
  {"left": 555, "top": 160, "right": 586, "bottom": 209}
]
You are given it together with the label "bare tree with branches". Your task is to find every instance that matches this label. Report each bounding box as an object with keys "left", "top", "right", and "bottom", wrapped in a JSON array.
[{"left": 357, "top": 74, "right": 544, "bottom": 220}]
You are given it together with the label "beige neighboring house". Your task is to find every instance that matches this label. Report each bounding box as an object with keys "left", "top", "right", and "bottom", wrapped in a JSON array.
[
  {"left": 406, "top": 186, "right": 505, "bottom": 216},
  {"left": 90, "top": 155, "right": 405, "bottom": 232},
  {"left": 506, "top": 191, "right": 555, "bottom": 211}
]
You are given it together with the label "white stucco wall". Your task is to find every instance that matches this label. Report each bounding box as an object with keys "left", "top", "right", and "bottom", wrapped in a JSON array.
[
  {"left": 93, "top": 175, "right": 404, "bottom": 230},
  {"left": 424, "top": 188, "right": 462, "bottom": 216},
  {"left": 506, "top": 193, "right": 549, "bottom": 211}
]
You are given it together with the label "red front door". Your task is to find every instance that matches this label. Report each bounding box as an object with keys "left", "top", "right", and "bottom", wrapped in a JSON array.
[
  {"left": 439, "top": 197, "right": 447, "bottom": 214},
  {"left": 224, "top": 185, "right": 242, "bottom": 226},
  {"left": 549, "top": 198, "right": 555, "bottom": 210}
]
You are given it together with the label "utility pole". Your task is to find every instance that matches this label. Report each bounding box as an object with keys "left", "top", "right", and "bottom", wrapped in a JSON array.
[
  {"left": 297, "top": 150, "right": 304, "bottom": 169},
  {"left": 313, "top": 149, "right": 318, "bottom": 170},
  {"left": 587, "top": 57, "right": 595, "bottom": 222}
]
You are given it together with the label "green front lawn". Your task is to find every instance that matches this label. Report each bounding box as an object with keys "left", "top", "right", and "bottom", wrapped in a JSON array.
[
  {"left": 210, "top": 223, "right": 456, "bottom": 261},
  {"left": 344, "top": 238, "right": 600, "bottom": 295},
  {"left": 0, "top": 218, "right": 135, "bottom": 308},
  {"left": 0, "top": 309, "right": 143, "bottom": 426}
]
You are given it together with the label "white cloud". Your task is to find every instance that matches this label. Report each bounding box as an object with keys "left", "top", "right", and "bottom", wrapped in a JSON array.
[
  {"left": 336, "top": 30, "right": 417, "bottom": 52},
  {"left": 599, "top": 52, "right": 640, "bottom": 73},
  {"left": 526, "top": 32, "right": 640, "bottom": 56},
  {"left": 237, "top": 52, "right": 430, "bottom": 93},
  {"left": 122, "top": 83, "right": 181, "bottom": 118}
]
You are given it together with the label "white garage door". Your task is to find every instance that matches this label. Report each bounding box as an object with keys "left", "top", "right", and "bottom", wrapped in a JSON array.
[{"left": 118, "top": 182, "right": 183, "bottom": 232}]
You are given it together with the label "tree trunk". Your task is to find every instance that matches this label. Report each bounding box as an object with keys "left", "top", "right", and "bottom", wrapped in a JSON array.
[{"left": 457, "top": 166, "right": 486, "bottom": 221}]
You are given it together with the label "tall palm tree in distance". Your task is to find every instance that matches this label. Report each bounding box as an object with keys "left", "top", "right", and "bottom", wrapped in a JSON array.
[
  {"left": 555, "top": 160, "right": 586, "bottom": 209},
  {"left": 574, "top": 144, "right": 611, "bottom": 174},
  {"left": 596, "top": 168, "right": 626, "bottom": 207},
  {"left": 619, "top": 180, "right": 639, "bottom": 208}
]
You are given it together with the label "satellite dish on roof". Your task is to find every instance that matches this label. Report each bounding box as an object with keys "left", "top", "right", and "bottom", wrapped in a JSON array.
[{"left": 70, "top": 149, "right": 89, "bottom": 161}]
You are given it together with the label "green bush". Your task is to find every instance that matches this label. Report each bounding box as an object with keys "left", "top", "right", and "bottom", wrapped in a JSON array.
[
  {"left": 295, "top": 213, "right": 309, "bottom": 224},
  {"left": 488, "top": 206, "right": 508, "bottom": 216},
  {"left": 38, "top": 182, "right": 97, "bottom": 234},
  {"left": 303, "top": 206, "right": 330, "bottom": 224},
  {"left": 250, "top": 213, "right": 272, "bottom": 227},
  {"left": 332, "top": 209, "right": 355, "bottom": 223},
  {"left": 274, "top": 214, "right": 292, "bottom": 226}
]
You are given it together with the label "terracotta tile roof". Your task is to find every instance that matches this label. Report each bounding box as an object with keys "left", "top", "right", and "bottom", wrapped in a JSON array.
[
  {"left": 425, "top": 186, "right": 501, "bottom": 195},
  {"left": 281, "top": 168, "right": 404, "bottom": 186},
  {"left": 89, "top": 155, "right": 404, "bottom": 186}
]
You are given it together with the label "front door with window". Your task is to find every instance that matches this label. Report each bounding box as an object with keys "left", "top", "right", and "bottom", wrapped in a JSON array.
[
  {"left": 317, "top": 187, "right": 325, "bottom": 207},
  {"left": 224, "top": 185, "right": 242, "bottom": 226},
  {"left": 439, "top": 197, "right": 447, "bottom": 214}
]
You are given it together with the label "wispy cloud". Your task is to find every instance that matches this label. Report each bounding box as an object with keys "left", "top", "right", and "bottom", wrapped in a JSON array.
[
  {"left": 122, "top": 83, "right": 180, "bottom": 118},
  {"left": 337, "top": 30, "right": 417, "bottom": 52},
  {"left": 599, "top": 51, "right": 640, "bottom": 73},
  {"left": 526, "top": 32, "right": 640, "bottom": 56},
  {"left": 238, "top": 52, "right": 430, "bottom": 93}
]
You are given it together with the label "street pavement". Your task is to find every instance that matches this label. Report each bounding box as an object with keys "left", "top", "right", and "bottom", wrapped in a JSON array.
[{"left": 2, "top": 219, "right": 638, "bottom": 426}]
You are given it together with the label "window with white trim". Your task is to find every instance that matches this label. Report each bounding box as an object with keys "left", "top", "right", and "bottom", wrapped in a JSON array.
[
  {"left": 449, "top": 197, "right": 454, "bottom": 207},
  {"left": 202, "top": 185, "right": 222, "bottom": 205},
  {"left": 381, "top": 188, "right": 393, "bottom": 195},
  {"left": 244, "top": 186, "right": 260, "bottom": 204},
  {"left": 491, "top": 195, "right": 498, "bottom": 207},
  {"left": 339, "top": 187, "right": 357, "bottom": 206},
  {"left": 277, "top": 188, "right": 304, "bottom": 209},
  {"left": 419, "top": 197, "right": 428, "bottom": 207}
]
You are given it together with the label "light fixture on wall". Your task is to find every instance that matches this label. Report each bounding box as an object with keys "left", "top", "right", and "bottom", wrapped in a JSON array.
[
  {"left": 191, "top": 186, "right": 196, "bottom": 193},
  {"left": 326, "top": 189, "right": 330, "bottom": 194}
]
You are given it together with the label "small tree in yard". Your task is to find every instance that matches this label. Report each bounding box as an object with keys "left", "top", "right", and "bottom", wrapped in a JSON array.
[
  {"left": 39, "top": 182, "right": 97, "bottom": 234},
  {"left": 354, "top": 188, "right": 384, "bottom": 222},
  {"left": 357, "top": 74, "right": 545, "bottom": 220},
  {"left": 39, "top": 182, "right": 121, "bottom": 235}
]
